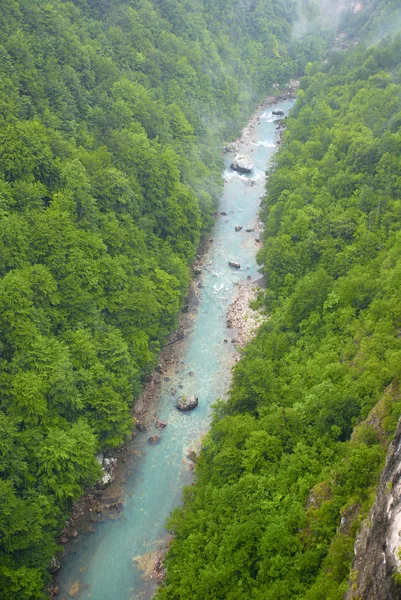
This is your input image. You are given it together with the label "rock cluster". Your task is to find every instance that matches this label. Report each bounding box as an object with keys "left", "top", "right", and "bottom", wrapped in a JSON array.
[{"left": 100, "top": 457, "right": 118, "bottom": 486}]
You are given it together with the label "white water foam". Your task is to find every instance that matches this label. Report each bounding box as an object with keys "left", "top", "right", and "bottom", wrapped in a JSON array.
[
  {"left": 223, "top": 169, "right": 251, "bottom": 182},
  {"left": 252, "top": 170, "right": 267, "bottom": 181},
  {"left": 253, "top": 141, "right": 276, "bottom": 149}
]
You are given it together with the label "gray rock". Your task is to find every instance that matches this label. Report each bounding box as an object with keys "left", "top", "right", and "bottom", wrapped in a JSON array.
[
  {"left": 229, "top": 261, "right": 241, "bottom": 269},
  {"left": 48, "top": 555, "right": 61, "bottom": 573},
  {"left": 344, "top": 416, "right": 401, "bottom": 600},
  {"left": 176, "top": 395, "right": 199, "bottom": 411},
  {"left": 235, "top": 225, "right": 243, "bottom": 232},
  {"left": 272, "top": 109, "right": 285, "bottom": 116},
  {"left": 155, "top": 420, "right": 167, "bottom": 429},
  {"left": 230, "top": 154, "right": 253, "bottom": 174}
]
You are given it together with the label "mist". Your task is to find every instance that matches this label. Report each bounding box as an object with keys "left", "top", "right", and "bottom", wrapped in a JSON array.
[{"left": 292, "top": 0, "right": 356, "bottom": 38}]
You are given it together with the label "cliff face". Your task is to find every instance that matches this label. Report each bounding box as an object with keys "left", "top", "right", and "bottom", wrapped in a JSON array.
[{"left": 345, "top": 418, "right": 401, "bottom": 600}]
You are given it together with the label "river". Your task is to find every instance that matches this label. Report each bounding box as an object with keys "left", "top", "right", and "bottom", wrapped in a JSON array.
[{"left": 55, "top": 98, "right": 295, "bottom": 600}]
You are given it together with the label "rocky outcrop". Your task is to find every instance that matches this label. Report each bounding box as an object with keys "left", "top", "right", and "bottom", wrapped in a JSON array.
[
  {"left": 48, "top": 555, "right": 61, "bottom": 573},
  {"left": 345, "top": 417, "right": 401, "bottom": 600},
  {"left": 100, "top": 457, "right": 117, "bottom": 486},
  {"left": 176, "top": 395, "right": 198, "bottom": 411},
  {"left": 230, "top": 154, "right": 253, "bottom": 174}
]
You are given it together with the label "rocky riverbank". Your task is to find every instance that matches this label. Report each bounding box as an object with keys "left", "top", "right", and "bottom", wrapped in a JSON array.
[
  {"left": 52, "top": 89, "right": 294, "bottom": 599},
  {"left": 223, "top": 80, "right": 299, "bottom": 153},
  {"left": 227, "top": 280, "right": 267, "bottom": 347}
]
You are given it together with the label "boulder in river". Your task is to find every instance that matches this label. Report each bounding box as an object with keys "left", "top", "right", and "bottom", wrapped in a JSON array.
[
  {"left": 230, "top": 154, "right": 253, "bottom": 174},
  {"left": 235, "top": 225, "right": 243, "bottom": 232},
  {"left": 229, "top": 261, "right": 241, "bottom": 269},
  {"left": 155, "top": 420, "right": 167, "bottom": 430},
  {"left": 68, "top": 581, "right": 81, "bottom": 598},
  {"left": 148, "top": 435, "right": 161, "bottom": 444},
  {"left": 272, "top": 109, "right": 285, "bottom": 116},
  {"left": 176, "top": 395, "right": 198, "bottom": 411}
]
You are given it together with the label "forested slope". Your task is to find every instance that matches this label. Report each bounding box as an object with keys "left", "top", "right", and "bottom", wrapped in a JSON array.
[
  {"left": 0, "top": 1, "right": 333, "bottom": 598},
  {"left": 157, "top": 33, "right": 401, "bottom": 600}
]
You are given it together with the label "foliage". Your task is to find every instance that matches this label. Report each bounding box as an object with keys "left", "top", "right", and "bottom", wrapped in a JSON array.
[
  {"left": 0, "top": 0, "right": 333, "bottom": 597},
  {"left": 157, "top": 34, "right": 401, "bottom": 600}
]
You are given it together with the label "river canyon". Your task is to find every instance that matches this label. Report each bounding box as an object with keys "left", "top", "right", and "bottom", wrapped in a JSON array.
[{"left": 55, "top": 98, "right": 295, "bottom": 600}]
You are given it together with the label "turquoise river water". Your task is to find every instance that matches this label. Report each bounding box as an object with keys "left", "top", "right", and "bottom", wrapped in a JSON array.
[{"left": 55, "top": 99, "right": 294, "bottom": 600}]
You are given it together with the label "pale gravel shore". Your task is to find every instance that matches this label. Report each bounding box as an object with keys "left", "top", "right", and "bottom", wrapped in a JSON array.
[{"left": 227, "top": 281, "right": 267, "bottom": 347}]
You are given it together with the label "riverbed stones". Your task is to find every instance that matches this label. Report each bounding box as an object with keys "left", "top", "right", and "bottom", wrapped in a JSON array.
[
  {"left": 230, "top": 154, "right": 253, "bottom": 174},
  {"left": 229, "top": 261, "right": 241, "bottom": 269},
  {"left": 148, "top": 435, "right": 161, "bottom": 444},
  {"left": 155, "top": 420, "right": 167, "bottom": 429},
  {"left": 272, "top": 108, "right": 285, "bottom": 116},
  {"left": 176, "top": 395, "right": 198, "bottom": 411},
  {"left": 68, "top": 581, "right": 81, "bottom": 598}
]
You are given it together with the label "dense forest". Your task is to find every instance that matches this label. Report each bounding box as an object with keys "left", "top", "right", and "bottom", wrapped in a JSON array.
[
  {"left": 157, "top": 13, "right": 401, "bottom": 600},
  {"left": 0, "top": 0, "right": 335, "bottom": 598}
]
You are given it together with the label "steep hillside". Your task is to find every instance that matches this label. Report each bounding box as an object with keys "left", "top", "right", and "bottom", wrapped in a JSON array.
[
  {"left": 344, "top": 0, "right": 401, "bottom": 40},
  {"left": 157, "top": 29, "right": 401, "bottom": 600},
  {"left": 344, "top": 401, "right": 401, "bottom": 600}
]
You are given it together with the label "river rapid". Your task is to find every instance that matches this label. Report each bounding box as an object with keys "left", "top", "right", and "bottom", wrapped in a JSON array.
[{"left": 55, "top": 98, "right": 295, "bottom": 600}]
